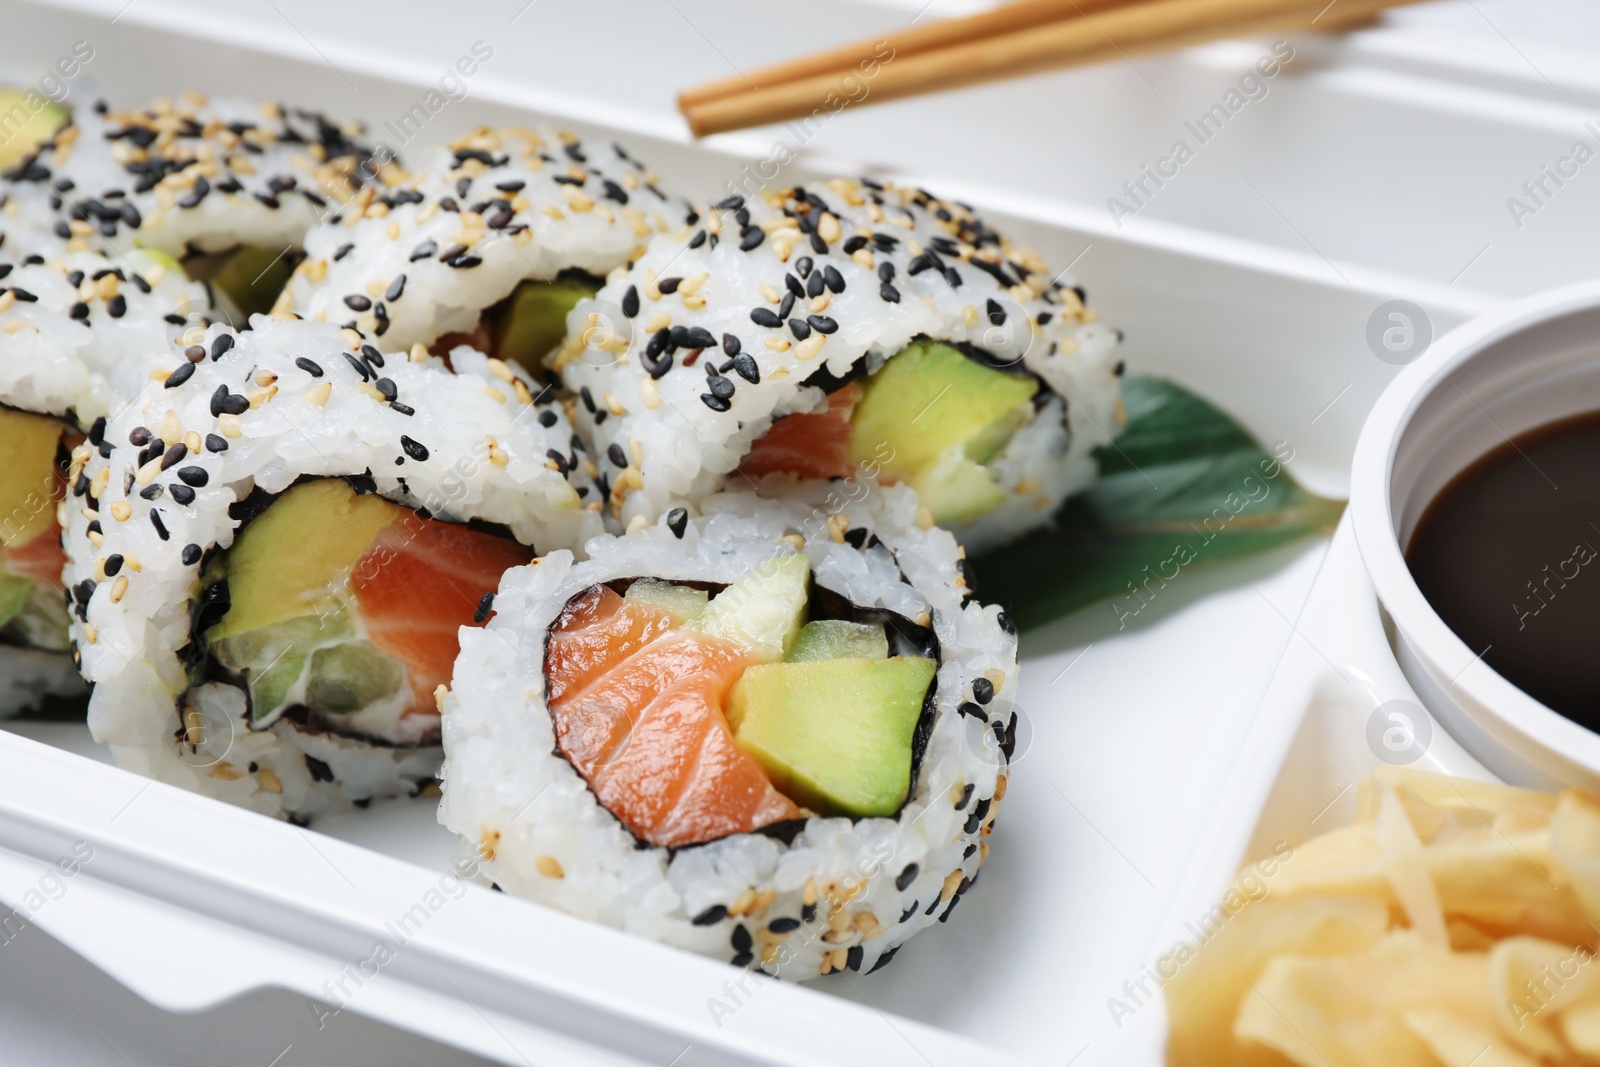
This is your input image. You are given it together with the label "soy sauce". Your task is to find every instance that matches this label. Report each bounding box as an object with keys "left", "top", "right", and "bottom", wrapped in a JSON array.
[{"left": 1407, "top": 412, "right": 1600, "bottom": 727}]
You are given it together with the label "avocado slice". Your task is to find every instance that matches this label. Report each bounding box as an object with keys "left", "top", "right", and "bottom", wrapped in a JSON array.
[
  {"left": 184, "top": 245, "right": 295, "bottom": 321},
  {"left": 909, "top": 449, "right": 1010, "bottom": 524},
  {"left": 785, "top": 620, "right": 888, "bottom": 663},
  {"left": 0, "top": 409, "right": 63, "bottom": 549},
  {"left": 490, "top": 276, "right": 601, "bottom": 374},
  {"left": 624, "top": 577, "right": 708, "bottom": 623},
  {"left": 848, "top": 341, "right": 1037, "bottom": 476},
  {"left": 207, "top": 480, "right": 401, "bottom": 641},
  {"left": 686, "top": 553, "right": 808, "bottom": 663},
  {"left": 726, "top": 656, "right": 936, "bottom": 817},
  {"left": 0, "top": 92, "right": 68, "bottom": 171}
]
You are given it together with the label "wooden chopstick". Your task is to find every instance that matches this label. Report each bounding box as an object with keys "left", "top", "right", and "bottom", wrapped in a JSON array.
[
  {"left": 681, "top": 0, "right": 1416, "bottom": 137},
  {"left": 677, "top": 0, "right": 1146, "bottom": 110}
]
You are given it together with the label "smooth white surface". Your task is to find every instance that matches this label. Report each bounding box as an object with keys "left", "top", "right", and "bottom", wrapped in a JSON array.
[
  {"left": 1351, "top": 280, "right": 1600, "bottom": 791},
  {"left": 0, "top": 1, "right": 1597, "bottom": 1065}
]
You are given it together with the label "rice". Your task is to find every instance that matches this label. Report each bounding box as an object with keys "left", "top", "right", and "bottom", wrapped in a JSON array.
[{"left": 440, "top": 479, "right": 1017, "bottom": 979}]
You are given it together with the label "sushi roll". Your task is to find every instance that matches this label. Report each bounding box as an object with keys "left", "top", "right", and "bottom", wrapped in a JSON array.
[
  {"left": 554, "top": 181, "right": 1125, "bottom": 552},
  {"left": 6, "top": 91, "right": 389, "bottom": 319},
  {"left": 0, "top": 232, "right": 211, "bottom": 715},
  {"left": 63, "top": 316, "right": 604, "bottom": 820},
  {"left": 441, "top": 480, "right": 1016, "bottom": 979},
  {"left": 280, "top": 126, "right": 691, "bottom": 371}
]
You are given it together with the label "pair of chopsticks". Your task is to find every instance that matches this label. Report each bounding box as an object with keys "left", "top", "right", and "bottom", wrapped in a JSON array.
[{"left": 679, "top": 0, "right": 1418, "bottom": 137}]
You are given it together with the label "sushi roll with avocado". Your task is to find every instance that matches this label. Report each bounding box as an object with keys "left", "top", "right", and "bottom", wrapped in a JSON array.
[
  {"left": 280, "top": 126, "right": 690, "bottom": 371},
  {"left": 0, "top": 236, "right": 211, "bottom": 715},
  {"left": 6, "top": 91, "right": 390, "bottom": 319},
  {"left": 554, "top": 181, "right": 1124, "bottom": 552},
  {"left": 440, "top": 480, "right": 1016, "bottom": 979},
  {"left": 62, "top": 317, "right": 604, "bottom": 819}
]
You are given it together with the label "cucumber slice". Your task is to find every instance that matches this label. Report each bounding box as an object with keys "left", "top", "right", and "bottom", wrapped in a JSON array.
[
  {"left": 624, "top": 578, "right": 708, "bottom": 622},
  {"left": 307, "top": 642, "right": 405, "bottom": 715},
  {"left": 0, "top": 572, "right": 35, "bottom": 630},
  {"left": 785, "top": 620, "right": 888, "bottom": 663},
  {"left": 687, "top": 554, "right": 808, "bottom": 663}
]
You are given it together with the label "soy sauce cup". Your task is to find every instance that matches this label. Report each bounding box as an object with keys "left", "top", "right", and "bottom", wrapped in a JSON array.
[{"left": 1352, "top": 281, "right": 1600, "bottom": 791}]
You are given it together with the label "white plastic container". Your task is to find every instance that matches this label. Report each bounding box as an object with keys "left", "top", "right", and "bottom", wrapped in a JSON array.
[{"left": 0, "top": 1, "right": 1593, "bottom": 1064}]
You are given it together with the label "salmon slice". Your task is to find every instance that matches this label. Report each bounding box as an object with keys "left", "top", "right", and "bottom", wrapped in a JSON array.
[
  {"left": 546, "top": 586, "right": 801, "bottom": 847},
  {"left": 352, "top": 515, "right": 532, "bottom": 718},
  {"left": 738, "top": 382, "right": 861, "bottom": 480},
  {"left": 4, "top": 524, "right": 65, "bottom": 592}
]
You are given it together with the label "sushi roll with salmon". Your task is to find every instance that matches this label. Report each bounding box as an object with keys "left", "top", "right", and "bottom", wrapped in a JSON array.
[
  {"left": 0, "top": 234, "right": 211, "bottom": 715},
  {"left": 554, "top": 181, "right": 1124, "bottom": 551},
  {"left": 440, "top": 480, "right": 1016, "bottom": 979},
  {"left": 280, "top": 126, "right": 690, "bottom": 371},
  {"left": 7, "top": 91, "right": 390, "bottom": 319},
  {"left": 62, "top": 316, "right": 604, "bottom": 819}
]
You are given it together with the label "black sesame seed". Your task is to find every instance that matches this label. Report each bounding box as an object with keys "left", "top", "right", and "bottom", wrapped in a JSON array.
[
  {"left": 332, "top": 242, "right": 355, "bottom": 261},
  {"left": 159, "top": 443, "right": 187, "bottom": 471},
  {"left": 785, "top": 273, "right": 805, "bottom": 299},
  {"left": 69, "top": 301, "right": 89, "bottom": 320},
  {"left": 9, "top": 287, "right": 36, "bottom": 303},
  {"left": 606, "top": 443, "right": 627, "bottom": 468},
  {"left": 666, "top": 508, "right": 688, "bottom": 538},
  {"left": 972, "top": 677, "right": 994, "bottom": 704},
  {"left": 809, "top": 233, "right": 827, "bottom": 255},
  {"left": 1115, "top": 360, "right": 1127, "bottom": 377},
  {"left": 448, "top": 254, "right": 482, "bottom": 269},
  {"left": 895, "top": 864, "right": 919, "bottom": 891},
  {"left": 750, "top": 307, "right": 781, "bottom": 329},
  {"left": 846, "top": 945, "right": 864, "bottom": 971},
  {"left": 621, "top": 285, "right": 639, "bottom": 318},
  {"left": 794, "top": 255, "right": 813, "bottom": 279},
  {"left": 386, "top": 275, "right": 406, "bottom": 302},
  {"left": 880, "top": 283, "right": 900, "bottom": 303},
  {"left": 806, "top": 315, "right": 837, "bottom": 335},
  {"left": 390, "top": 402, "right": 414, "bottom": 416},
  {"left": 842, "top": 235, "right": 868, "bottom": 254},
  {"left": 177, "top": 466, "right": 208, "bottom": 487},
  {"left": 730, "top": 951, "right": 754, "bottom": 968},
  {"left": 361, "top": 345, "right": 385, "bottom": 368},
  {"left": 700, "top": 393, "right": 731, "bottom": 412},
  {"left": 955, "top": 783, "right": 974, "bottom": 810},
  {"left": 707, "top": 375, "right": 735, "bottom": 400},
  {"left": 691, "top": 904, "right": 727, "bottom": 926},
  {"left": 305, "top": 755, "right": 334, "bottom": 783},
  {"left": 169, "top": 484, "right": 195, "bottom": 505},
  {"left": 409, "top": 239, "right": 437, "bottom": 262},
  {"left": 181, "top": 344, "right": 204, "bottom": 363},
  {"left": 788, "top": 318, "right": 811, "bottom": 341},
  {"left": 986, "top": 298, "right": 1006, "bottom": 326},
  {"left": 805, "top": 271, "right": 824, "bottom": 299},
  {"left": 203, "top": 433, "right": 228, "bottom": 453},
  {"left": 104, "top": 554, "right": 123, "bottom": 576},
  {"left": 686, "top": 230, "right": 706, "bottom": 249},
  {"left": 294, "top": 357, "right": 323, "bottom": 377},
  {"left": 87, "top": 416, "right": 106, "bottom": 445},
  {"left": 211, "top": 334, "right": 234, "bottom": 361},
  {"left": 959, "top": 701, "right": 988, "bottom": 722},
  {"left": 106, "top": 294, "right": 126, "bottom": 318},
  {"left": 473, "top": 592, "right": 494, "bottom": 625},
  {"left": 720, "top": 333, "right": 741, "bottom": 357},
  {"left": 149, "top": 509, "right": 169, "bottom": 540},
  {"left": 139, "top": 485, "right": 163, "bottom": 501},
  {"left": 767, "top": 917, "right": 802, "bottom": 934},
  {"left": 164, "top": 362, "right": 195, "bottom": 389},
  {"left": 344, "top": 294, "right": 372, "bottom": 312},
  {"left": 342, "top": 352, "right": 371, "bottom": 381},
  {"left": 657, "top": 276, "right": 682, "bottom": 295},
  {"left": 729, "top": 353, "right": 759, "bottom": 383},
  {"left": 714, "top": 195, "right": 744, "bottom": 211},
  {"left": 802, "top": 901, "right": 817, "bottom": 923},
  {"left": 180, "top": 544, "right": 202, "bottom": 567},
  {"left": 777, "top": 292, "right": 794, "bottom": 320},
  {"left": 823, "top": 265, "right": 846, "bottom": 293},
  {"left": 739, "top": 227, "right": 764, "bottom": 252},
  {"left": 374, "top": 378, "right": 397, "bottom": 401},
  {"left": 128, "top": 426, "right": 151, "bottom": 446},
  {"left": 400, "top": 436, "right": 429, "bottom": 461},
  {"left": 579, "top": 386, "right": 596, "bottom": 413},
  {"left": 878, "top": 262, "right": 896, "bottom": 282},
  {"left": 730, "top": 925, "right": 752, "bottom": 953},
  {"left": 997, "top": 611, "right": 1016, "bottom": 635}
]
